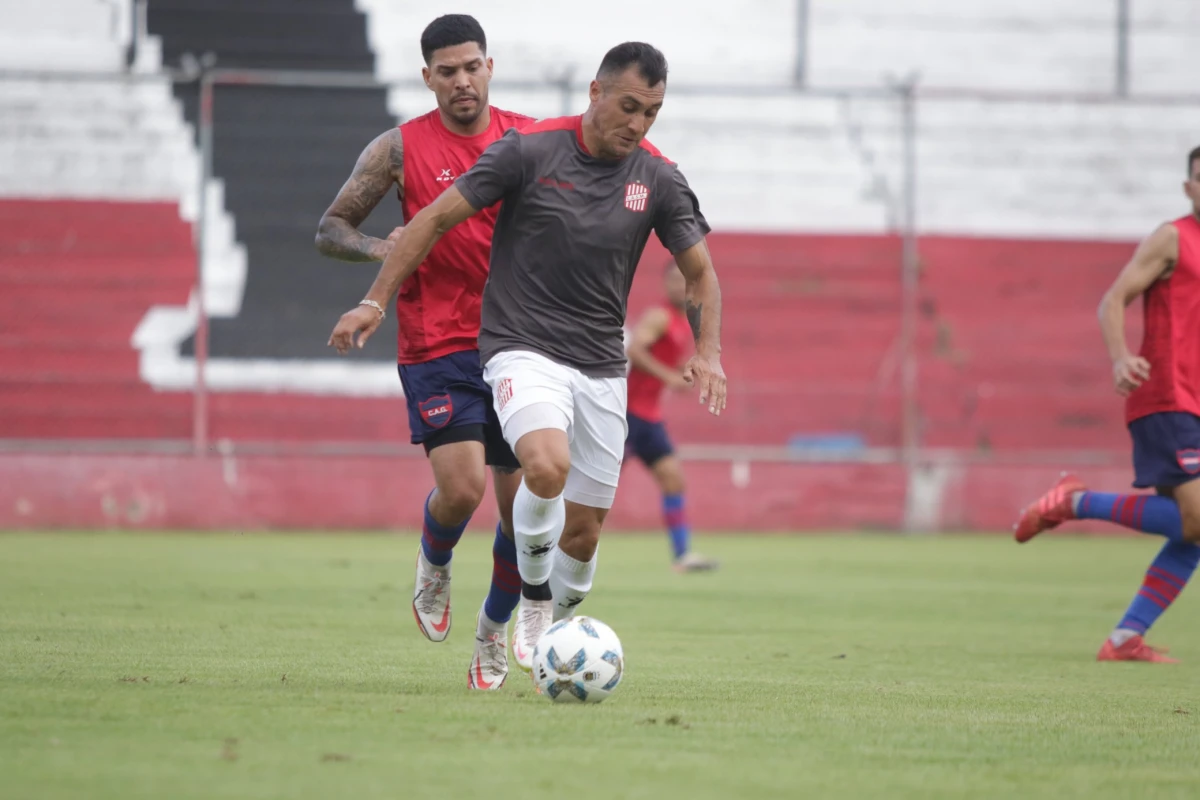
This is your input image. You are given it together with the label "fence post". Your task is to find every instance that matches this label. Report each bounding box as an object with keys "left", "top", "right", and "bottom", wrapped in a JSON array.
[
  {"left": 132, "top": 0, "right": 149, "bottom": 71},
  {"left": 556, "top": 66, "right": 575, "bottom": 116},
  {"left": 1114, "top": 0, "right": 1131, "bottom": 97},
  {"left": 793, "top": 0, "right": 810, "bottom": 87},
  {"left": 898, "top": 76, "right": 922, "bottom": 530},
  {"left": 192, "top": 65, "right": 215, "bottom": 456}
]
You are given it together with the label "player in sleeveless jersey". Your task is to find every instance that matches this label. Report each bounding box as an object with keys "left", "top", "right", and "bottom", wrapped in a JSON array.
[
  {"left": 315, "top": 15, "right": 532, "bottom": 690},
  {"left": 625, "top": 259, "right": 719, "bottom": 572},
  {"left": 1014, "top": 145, "right": 1200, "bottom": 662},
  {"left": 330, "top": 43, "right": 727, "bottom": 672}
]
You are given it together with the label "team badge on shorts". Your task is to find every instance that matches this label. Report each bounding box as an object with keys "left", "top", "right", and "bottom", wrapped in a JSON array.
[
  {"left": 1178, "top": 449, "right": 1200, "bottom": 474},
  {"left": 419, "top": 395, "right": 453, "bottom": 429},
  {"left": 496, "top": 377, "right": 513, "bottom": 411},
  {"left": 624, "top": 182, "right": 648, "bottom": 212}
]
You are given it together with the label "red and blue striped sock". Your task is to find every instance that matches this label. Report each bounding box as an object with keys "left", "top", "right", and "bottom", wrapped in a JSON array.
[
  {"left": 1116, "top": 541, "right": 1200, "bottom": 635},
  {"left": 1075, "top": 492, "right": 1184, "bottom": 541},
  {"left": 420, "top": 490, "right": 470, "bottom": 567},
  {"left": 483, "top": 524, "right": 521, "bottom": 625},
  {"left": 663, "top": 493, "right": 690, "bottom": 560}
]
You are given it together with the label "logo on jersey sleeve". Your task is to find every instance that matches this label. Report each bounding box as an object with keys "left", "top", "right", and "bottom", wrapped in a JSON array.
[
  {"left": 624, "top": 181, "right": 649, "bottom": 212},
  {"left": 420, "top": 395, "right": 454, "bottom": 428},
  {"left": 1178, "top": 449, "right": 1200, "bottom": 474},
  {"left": 436, "top": 168, "right": 455, "bottom": 183}
]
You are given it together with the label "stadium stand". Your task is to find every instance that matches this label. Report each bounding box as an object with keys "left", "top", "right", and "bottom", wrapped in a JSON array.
[
  {"left": 0, "top": 0, "right": 208, "bottom": 439},
  {"left": 1, "top": 0, "right": 1196, "bottom": 461}
]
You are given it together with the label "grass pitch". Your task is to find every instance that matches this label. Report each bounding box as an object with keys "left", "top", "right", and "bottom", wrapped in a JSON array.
[{"left": 2, "top": 532, "right": 1199, "bottom": 799}]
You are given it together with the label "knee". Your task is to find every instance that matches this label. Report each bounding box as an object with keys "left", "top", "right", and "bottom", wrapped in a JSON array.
[
  {"left": 435, "top": 474, "right": 486, "bottom": 521},
  {"left": 1182, "top": 518, "right": 1200, "bottom": 544},
  {"left": 560, "top": 523, "right": 601, "bottom": 562},
  {"left": 521, "top": 447, "right": 571, "bottom": 498},
  {"left": 653, "top": 458, "right": 685, "bottom": 496}
]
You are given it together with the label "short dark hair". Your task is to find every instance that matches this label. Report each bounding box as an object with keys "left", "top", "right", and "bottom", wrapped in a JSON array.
[
  {"left": 1189, "top": 146, "right": 1200, "bottom": 176},
  {"left": 597, "top": 42, "right": 668, "bottom": 87},
  {"left": 420, "top": 14, "right": 486, "bottom": 64}
]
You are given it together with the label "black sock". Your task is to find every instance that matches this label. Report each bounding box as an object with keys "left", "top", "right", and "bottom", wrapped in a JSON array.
[{"left": 521, "top": 580, "right": 552, "bottom": 601}]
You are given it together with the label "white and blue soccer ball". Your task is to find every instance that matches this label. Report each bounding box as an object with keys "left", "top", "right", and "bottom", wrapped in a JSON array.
[{"left": 532, "top": 616, "right": 624, "bottom": 703}]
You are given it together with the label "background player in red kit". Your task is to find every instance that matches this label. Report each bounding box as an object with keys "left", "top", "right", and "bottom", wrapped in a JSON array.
[
  {"left": 315, "top": 15, "right": 531, "bottom": 689},
  {"left": 625, "top": 259, "right": 718, "bottom": 572},
  {"left": 1014, "top": 145, "right": 1200, "bottom": 663}
]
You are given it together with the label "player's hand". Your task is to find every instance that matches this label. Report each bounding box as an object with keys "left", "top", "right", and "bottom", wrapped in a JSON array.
[
  {"left": 1112, "top": 354, "right": 1151, "bottom": 396},
  {"left": 666, "top": 372, "right": 691, "bottom": 391},
  {"left": 328, "top": 304, "right": 384, "bottom": 355},
  {"left": 682, "top": 353, "right": 727, "bottom": 416},
  {"left": 371, "top": 227, "right": 404, "bottom": 261}
]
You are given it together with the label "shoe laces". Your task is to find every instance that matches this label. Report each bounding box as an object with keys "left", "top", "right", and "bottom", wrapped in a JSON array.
[
  {"left": 416, "top": 570, "right": 448, "bottom": 615},
  {"left": 478, "top": 631, "right": 507, "bottom": 673},
  {"left": 519, "top": 603, "right": 549, "bottom": 649}
]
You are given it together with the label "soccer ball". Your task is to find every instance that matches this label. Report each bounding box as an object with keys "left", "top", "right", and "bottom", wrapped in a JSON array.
[{"left": 532, "top": 616, "right": 624, "bottom": 703}]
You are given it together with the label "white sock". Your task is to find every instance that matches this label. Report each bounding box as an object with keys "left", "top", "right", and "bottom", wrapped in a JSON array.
[
  {"left": 512, "top": 478, "right": 565, "bottom": 587},
  {"left": 1109, "top": 628, "right": 1139, "bottom": 647},
  {"left": 478, "top": 604, "right": 506, "bottom": 635},
  {"left": 550, "top": 546, "right": 597, "bottom": 621}
]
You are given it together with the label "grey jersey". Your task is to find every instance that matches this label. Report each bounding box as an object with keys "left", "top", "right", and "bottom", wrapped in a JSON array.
[{"left": 455, "top": 115, "right": 710, "bottom": 377}]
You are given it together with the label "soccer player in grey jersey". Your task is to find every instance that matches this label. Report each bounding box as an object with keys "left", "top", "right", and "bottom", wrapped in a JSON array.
[{"left": 330, "top": 42, "right": 727, "bottom": 672}]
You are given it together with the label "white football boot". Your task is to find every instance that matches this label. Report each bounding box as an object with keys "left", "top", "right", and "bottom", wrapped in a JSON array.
[
  {"left": 468, "top": 612, "right": 509, "bottom": 691},
  {"left": 510, "top": 598, "right": 554, "bottom": 672},
  {"left": 411, "top": 550, "right": 451, "bottom": 642}
]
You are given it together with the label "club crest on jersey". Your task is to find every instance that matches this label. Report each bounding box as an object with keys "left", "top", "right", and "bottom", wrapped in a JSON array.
[
  {"left": 436, "top": 168, "right": 454, "bottom": 183},
  {"left": 1178, "top": 449, "right": 1200, "bottom": 474},
  {"left": 419, "top": 395, "right": 453, "bottom": 428},
  {"left": 624, "top": 181, "right": 649, "bottom": 212}
]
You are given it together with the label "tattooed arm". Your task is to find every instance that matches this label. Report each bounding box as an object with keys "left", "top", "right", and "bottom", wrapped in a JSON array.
[
  {"left": 673, "top": 238, "right": 726, "bottom": 414},
  {"left": 674, "top": 239, "right": 723, "bottom": 360},
  {"left": 315, "top": 128, "right": 404, "bottom": 262}
]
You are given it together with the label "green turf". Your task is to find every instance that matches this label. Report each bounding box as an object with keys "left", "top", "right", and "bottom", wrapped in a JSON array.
[{"left": 2, "top": 532, "right": 1199, "bottom": 799}]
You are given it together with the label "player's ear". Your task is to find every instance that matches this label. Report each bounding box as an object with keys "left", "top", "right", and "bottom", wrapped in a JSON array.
[
  {"left": 485, "top": 57, "right": 494, "bottom": 78},
  {"left": 421, "top": 66, "right": 432, "bottom": 91},
  {"left": 588, "top": 79, "right": 602, "bottom": 104}
]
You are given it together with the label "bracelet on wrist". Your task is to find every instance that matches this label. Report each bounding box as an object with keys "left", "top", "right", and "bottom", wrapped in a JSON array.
[{"left": 359, "top": 299, "right": 386, "bottom": 320}]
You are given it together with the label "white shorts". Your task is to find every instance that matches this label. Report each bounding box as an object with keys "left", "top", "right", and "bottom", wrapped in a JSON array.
[{"left": 483, "top": 350, "right": 628, "bottom": 509}]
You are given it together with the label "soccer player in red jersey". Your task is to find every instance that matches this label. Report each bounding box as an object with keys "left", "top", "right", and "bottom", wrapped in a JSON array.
[
  {"left": 1014, "top": 146, "right": 1200, "bottom": 663},
  {"left": 315, "top": 15, "right": 532, "bottom": 689},
  {"left": 625, "top": 259, "right": 719, "bottom": 572}
]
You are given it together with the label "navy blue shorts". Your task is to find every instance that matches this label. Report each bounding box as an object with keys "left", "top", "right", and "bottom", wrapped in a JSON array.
[
  {"left": 1129, "top": 411, "right": 1200, "bottom": 489},
  {"left": 397, "top": 350, "right": 518, "bottom": 469},
  {"left": 625, "top": 411, "right": 675, "bottom": 467}
]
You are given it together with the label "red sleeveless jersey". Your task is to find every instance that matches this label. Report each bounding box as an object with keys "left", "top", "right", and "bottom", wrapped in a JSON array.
[
  {"left": 395, "top": 107, "right": 533, "bottom": 364},
  {"left": 1126, "top": 215, "right": 1200, "bottom": 423},
  {"left": 627, "top": 305, "right": 692, "bottom": 422}
]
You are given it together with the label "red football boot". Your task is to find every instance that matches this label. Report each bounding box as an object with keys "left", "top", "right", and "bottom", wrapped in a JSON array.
[
  {"left": 1013, "top": 474, "right": 1087, "bottom": 543},
  {"left": 1097, "top": 634, "right": 1179, "bottom": 663}
]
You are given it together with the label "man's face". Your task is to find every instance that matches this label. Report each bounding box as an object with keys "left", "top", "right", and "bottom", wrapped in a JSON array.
[
  {"left": 424, "top": 42, "right": 492, "bottom": 127},
  {"left": 587, "top": 67, "right": 665, "bottom": 159}
]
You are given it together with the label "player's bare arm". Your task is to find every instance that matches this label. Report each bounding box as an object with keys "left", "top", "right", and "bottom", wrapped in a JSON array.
[
  {"left": 328, "top": 185, "right": 480, "bottom": 353},
  {"left": 673, "top": 238, "right": 727, "bottom": 414},
  {"left": 628, "top": 307, "right": 688, "bottom": 388},
  {"left": 314, "top": 128, "right": 405, "bottom": 263},
  {"left": 1098, "top": 222, "right": 1179, "bottom": 396}
]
